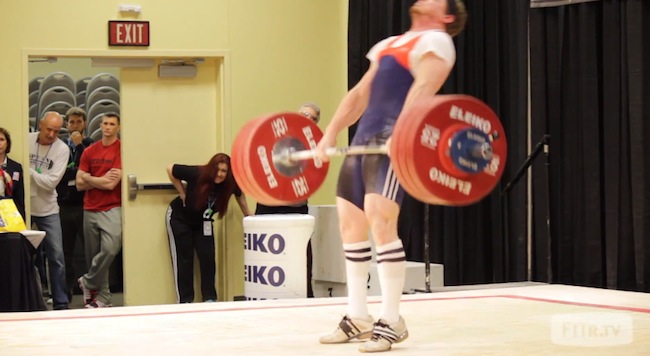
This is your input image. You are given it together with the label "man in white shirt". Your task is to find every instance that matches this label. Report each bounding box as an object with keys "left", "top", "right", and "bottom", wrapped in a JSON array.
[{"left": 29, "top": 111, "right": 70, "bottom": 310}]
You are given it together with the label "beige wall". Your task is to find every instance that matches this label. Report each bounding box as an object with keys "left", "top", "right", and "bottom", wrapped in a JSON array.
[{"left": 2, "top": 0, "right": 349, "bottom": 305}]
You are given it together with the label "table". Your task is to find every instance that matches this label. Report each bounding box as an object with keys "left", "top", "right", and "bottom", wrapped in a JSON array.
[{"left": 0, "top": 231, "right": 47, "bottom": 312}]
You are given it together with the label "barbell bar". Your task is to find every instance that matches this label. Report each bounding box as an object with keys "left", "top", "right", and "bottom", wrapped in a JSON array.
[
  {"left": 273, "top": 139, "right": 495, "bottom": 167},
  {"left": 272, "top": 145, "right": 388, "bottom": 166}
]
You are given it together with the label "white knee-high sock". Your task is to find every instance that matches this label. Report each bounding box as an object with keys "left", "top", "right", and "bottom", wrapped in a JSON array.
[
  {"left": 343, "top": 240, "right": 372, "bottom": 320},
  {"left": 376, "top": 239, "right": 406, "bottom": 325}
]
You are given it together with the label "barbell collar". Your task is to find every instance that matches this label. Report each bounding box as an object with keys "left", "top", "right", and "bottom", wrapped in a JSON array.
[{"left": 469, "top": 142, "right": 494, "bottom": 161}]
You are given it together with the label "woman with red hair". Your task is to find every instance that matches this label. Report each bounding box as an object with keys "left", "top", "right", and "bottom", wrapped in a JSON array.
[{"left": 165, "top": 153, "right": 251, "bottom": 303}]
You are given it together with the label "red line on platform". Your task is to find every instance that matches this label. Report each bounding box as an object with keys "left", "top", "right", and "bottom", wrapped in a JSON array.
[{"left": 1, "top": 294, "right": 648, "bottom": 323}]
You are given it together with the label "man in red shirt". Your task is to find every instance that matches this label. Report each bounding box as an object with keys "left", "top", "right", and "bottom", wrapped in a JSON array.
[{"left": 75, "top": 112, "right": 122, "bottom": 308}]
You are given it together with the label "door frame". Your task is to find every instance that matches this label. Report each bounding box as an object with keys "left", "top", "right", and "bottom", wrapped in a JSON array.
[{"left": 21, "top": 49, "right": 235, "bottom": 305}]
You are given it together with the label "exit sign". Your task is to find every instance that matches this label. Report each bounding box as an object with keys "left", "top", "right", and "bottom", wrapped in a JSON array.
[{"left": 108, "top": 21, "right": 150, "bottom": 46}]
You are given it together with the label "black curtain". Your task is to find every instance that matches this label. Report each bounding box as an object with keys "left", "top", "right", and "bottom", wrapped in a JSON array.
[
  {"left": 347, "top": 0, "right": 650, "bottom": 291},
  {"left": 530, "top": 0, "right": 650, "bottom": 291},
  {"left": 348, "top": 0, "right": 530, "bottom": 285}
]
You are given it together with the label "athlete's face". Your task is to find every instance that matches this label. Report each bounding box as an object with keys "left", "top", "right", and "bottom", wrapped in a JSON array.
[
  {"left": 410, "top": 0, "right": 453, "bottom": 22},
  {"left": 214, "top": 163, "right": 228, "bottom": 184}
]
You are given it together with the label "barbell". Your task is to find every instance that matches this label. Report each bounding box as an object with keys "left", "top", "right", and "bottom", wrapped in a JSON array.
[{"left": 231, "top": 95, "right": 507, "bottom": 206}]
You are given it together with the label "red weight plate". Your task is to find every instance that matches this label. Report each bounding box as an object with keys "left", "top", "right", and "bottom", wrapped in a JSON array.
[
  {"left": 238, "top": 114, "right": 301, "bottom": 205},
  {"left": 397, "top": 95, "right": 468, "bottom": 204},
  {"left": 391, "top": 97, "right": 447, "bottom": 205},
  {"left": 237, "top": 116, "right": 290, "bottom": 205},
  {"left": 391, "top": 103, "right": 445, "bottom": 204},
  {"left": 231, "top": 117, "right": 277, "bottom": 204},
  {"left": 235, "top": 114, "right": 297, "bottom": 205},
  {"left": 241, "top": 112, "right": 329, "bottom": 205},
  {"left": 246, "top": 113, "right": 328, "bottom": 205},
  {"left": 400, "top": 95, "right": 507, "bottom": 206}
]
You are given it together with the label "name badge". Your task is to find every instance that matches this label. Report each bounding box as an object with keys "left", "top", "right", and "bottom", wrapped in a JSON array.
[{"left": 203, "top": 221, "right": 212, "bottom": 236}]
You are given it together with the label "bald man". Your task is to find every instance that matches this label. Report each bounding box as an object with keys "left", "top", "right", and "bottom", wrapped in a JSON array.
[{"left": 29, "top": 111, "right": 70, "bottom": 310}]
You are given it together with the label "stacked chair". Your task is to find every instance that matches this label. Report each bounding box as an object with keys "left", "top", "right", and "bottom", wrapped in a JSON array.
[
  {"left": 28, "top": 77, "right": 43, "bottom": 131},
  {"left": 28, "top": 72, "right": 120, "bottom": 140},
  {"left": 85, "top": 73, "right": 121, "bottom": 140}
]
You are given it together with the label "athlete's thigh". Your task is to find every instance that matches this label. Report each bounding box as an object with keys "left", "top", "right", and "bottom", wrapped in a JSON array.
[
  {"left": 361, "top": 132, "right": 405, "bottom": 205},
  {"left": 336, "top": 154, "right": 365, "bottom": 210}
]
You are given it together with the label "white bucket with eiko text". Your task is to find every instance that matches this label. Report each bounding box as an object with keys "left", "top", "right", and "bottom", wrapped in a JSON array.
[{"left": 243, "top": 214, "right": 314, "bottom": 300}]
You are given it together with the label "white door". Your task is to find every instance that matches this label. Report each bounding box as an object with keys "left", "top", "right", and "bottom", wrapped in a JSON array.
[{"left": 120, "top": 55, "right": 243, "bottom": 306}]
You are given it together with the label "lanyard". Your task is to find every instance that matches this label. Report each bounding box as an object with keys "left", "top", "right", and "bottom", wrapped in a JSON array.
[
  {"left": 68, "top": 138, "right": 76, "bottom": 155},
  {"left": 35, "top": 141, "right": 53, "bottom": 174},
  {"left": 203, "top": 191, "right": 217, "bottom": 219},
  {"left": 67, "top": 138, "right": 78, "bottom": 167}
]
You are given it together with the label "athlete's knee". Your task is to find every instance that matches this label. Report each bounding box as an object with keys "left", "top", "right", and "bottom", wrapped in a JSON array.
[
  {"left": 338, "top": 212, "right": 369, "bottom": 238},
  {"left": 338, "top": 221, "right": 358, "bottom": 242},
  {"left": 337, "top": 200, "right": 369, "bottom": 240},
  {"left": 364, "top": 202, "right": 396, "bottom": 238},
  {"left": 368, "top": 214, "right": 397, "bottom": 236}
]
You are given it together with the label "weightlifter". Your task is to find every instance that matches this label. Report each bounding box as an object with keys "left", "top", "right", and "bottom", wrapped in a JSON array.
[{"left": 316, "top": 0, "right": 467, "bottom": 352}]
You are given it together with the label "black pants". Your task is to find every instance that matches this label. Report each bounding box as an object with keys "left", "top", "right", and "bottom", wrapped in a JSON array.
[
  {"left": 166, "top": 206, "right": 216, "bottom": 303},
  {"left": 60, "top": 202, "right": 85, "bottom": 294},
  {"left": 254, "top": 203, "right": 313, "bottom": 298}
]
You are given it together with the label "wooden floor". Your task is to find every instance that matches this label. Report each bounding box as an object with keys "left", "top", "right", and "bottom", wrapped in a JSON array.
[{"left": 1, "top": 284, "right": 649, "bottom": 355}]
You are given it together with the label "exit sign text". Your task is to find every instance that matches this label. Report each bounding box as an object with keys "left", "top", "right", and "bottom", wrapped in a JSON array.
[{"left": 108, "top": 21, "right": 150, "bottom": 46}]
